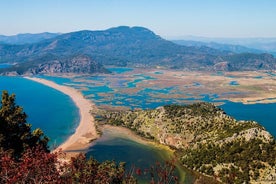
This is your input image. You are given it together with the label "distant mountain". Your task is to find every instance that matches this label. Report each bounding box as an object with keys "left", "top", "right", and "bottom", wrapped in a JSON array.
[
  {"left": 0, "top": 32, "right": 60, "bottom": 45},
  {"left": 0, "top": 26, "right": 276, "bottom": 75},
  {"left": 175, "top": 36, "right": 276, "bottom": 56},
  {"left": 172, "top": 40, "right": 263, "bottom": 54}
]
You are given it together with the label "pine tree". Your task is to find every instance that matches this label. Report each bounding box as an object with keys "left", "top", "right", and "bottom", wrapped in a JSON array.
[{"left": 0, "top": 90, "right": 49, "bottom": 158}]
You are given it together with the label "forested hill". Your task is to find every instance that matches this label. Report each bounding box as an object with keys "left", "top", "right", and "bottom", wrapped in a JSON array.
[
  {"left": 98, "top": 102, "right": 276, "bottom": 183},
  {"left": 1, "top": 26, "right": 276, "bottom": 75}
]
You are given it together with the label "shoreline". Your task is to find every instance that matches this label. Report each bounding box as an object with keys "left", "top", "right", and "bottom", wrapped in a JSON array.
[
  {"left": 24, "top": 77, "right": 99, "bottom": 156},
  {"left": 92, "top": 124, "right": 191, "bottom": 183},
  {"left": 97, "top": 124, "right": 174, "bottom": 152}
]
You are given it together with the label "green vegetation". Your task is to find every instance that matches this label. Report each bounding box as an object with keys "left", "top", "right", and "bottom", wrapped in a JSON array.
[
  {"left": 180, "top": 138, "right": 276, "bottom": 184},
  {"left": 98, "top": 102, "right": 276, "bottom": 183}
]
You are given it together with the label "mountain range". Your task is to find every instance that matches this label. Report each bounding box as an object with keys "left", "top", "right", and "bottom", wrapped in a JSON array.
[
  {"left": 172, "top": 36, "right": 276, "bottom": 56},
  {"left": 0, "top": 32, "right": 60, "bottom": 45},
  {"left": 0, "top": 26, "right": 276, "bottom": 75},
  {"left": 172, "top": 40, "right": 264, "bottom": 54}
]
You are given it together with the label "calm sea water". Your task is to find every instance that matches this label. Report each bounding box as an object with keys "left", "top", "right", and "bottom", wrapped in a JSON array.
[
  {"left": 0, "top": 63, "right": 13, "bottom": 69},
  {"left": 221, "top": 102, "right": 276, "bottom": 137},
  {"left": 0, "top": 76, "right": 79, "bottom": 148}
]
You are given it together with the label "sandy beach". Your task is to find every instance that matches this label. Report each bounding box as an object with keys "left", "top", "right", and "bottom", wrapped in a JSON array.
[{"left": 25, "top": 77, "right": 99, "bottom": 155}]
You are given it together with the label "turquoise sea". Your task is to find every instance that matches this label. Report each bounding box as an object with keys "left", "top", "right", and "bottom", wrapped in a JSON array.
[
  {"left": 0, "top": 63, "right": 13, "bottom": 69},
  {"left": 0, "top": 76, "right": 79, "bottom": 149}
]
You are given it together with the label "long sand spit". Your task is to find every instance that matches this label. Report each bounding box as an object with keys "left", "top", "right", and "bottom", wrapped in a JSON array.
[{"left": 25, "top": 77, "right": 99, "bottom": 155}]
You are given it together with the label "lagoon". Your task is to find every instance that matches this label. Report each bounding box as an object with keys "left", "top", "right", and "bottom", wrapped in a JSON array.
[{"left": 86, "top": 126, "right": 194, "bottom": 183}]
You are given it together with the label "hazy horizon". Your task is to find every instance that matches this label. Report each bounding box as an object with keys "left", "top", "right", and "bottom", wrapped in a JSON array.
[
  {"left": 1, "top": 27, "right": 276, "bottom": 41},
  {"left": 1, "top": 0, "right": 276, "bottom": 38}
]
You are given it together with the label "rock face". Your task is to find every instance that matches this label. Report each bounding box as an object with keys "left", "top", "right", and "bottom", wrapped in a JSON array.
[
  {"left": 1, "top": 55, "right": 110, "bottom": 75},
  {"left": 98, "top": 102, "right": 276, "bottom": 183},
  {"left": 213, "top": 61, "right": 233, "bottom": 71},
  {"left": 25, "top": 55, "right": 109, "bottom": 75}
]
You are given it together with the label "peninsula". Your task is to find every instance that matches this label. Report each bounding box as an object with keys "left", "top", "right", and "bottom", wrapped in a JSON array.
[{"left": 99, "top": 102, "right": 276, "bottom": 183}]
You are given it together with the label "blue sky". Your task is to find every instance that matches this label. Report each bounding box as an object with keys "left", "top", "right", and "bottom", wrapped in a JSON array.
[{"left": 1, "top": 0, "right": 276, "bottom": 38}]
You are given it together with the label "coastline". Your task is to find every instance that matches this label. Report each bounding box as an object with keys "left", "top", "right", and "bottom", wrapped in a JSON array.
[
  {"left": 97, "top": 124, "right": 174, "bottom": 152},
  {"left": 24, "top": 77, "right": 99, "bottom": 156}
]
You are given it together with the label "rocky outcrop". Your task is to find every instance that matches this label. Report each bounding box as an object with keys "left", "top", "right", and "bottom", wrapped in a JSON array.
[
  {"left": 213, "top": 61, "right": 233, "bottom": 71},
  {"left": 218, "top": 127, "right": 274, "bottom": 144},
  {"left": 10, "top": 55, "right": 110, "bottom": 75}
]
